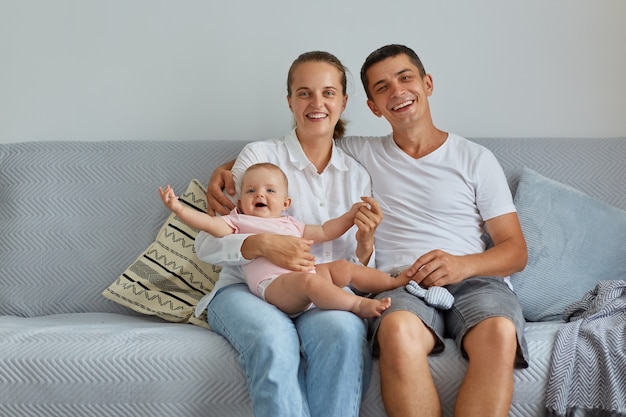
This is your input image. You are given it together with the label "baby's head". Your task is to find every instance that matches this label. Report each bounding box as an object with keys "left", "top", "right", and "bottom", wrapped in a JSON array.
[{"left": 239, "top": 163, "right": 291, "bottom": 218}]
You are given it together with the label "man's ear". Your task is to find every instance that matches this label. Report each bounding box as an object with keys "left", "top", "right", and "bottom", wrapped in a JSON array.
[
  {"left": 367, "top": 99, "right": 383, "bottom": 118},
  {"left": 423, "top": 74, "right": 434, "bottom": 97}
]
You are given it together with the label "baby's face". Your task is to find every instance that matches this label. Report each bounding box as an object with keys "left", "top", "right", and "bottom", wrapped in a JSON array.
[{"left": 239, "top": 167, "right": 290, "bottom": 218}]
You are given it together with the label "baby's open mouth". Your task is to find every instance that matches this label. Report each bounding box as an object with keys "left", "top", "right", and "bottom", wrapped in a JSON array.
[{"left": 255, "top": 202, "right": 267, "bottom": 208}]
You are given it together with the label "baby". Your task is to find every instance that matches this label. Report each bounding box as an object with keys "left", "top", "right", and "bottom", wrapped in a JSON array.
[{"left": 159, "top": 162, "right": 412, "bottom": 318}]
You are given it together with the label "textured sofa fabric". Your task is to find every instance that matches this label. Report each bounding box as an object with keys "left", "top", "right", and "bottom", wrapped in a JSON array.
[{"left": 1, "top": 137, "right": 625, "bottom": 417}]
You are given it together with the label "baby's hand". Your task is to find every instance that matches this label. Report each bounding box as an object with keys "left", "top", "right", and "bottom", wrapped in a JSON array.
[
  {"left": 158, "top": 185, "right": 182, "bottom": 213},
  {"left": 349, "top": 201, "right": 368, "bottom": 218}
]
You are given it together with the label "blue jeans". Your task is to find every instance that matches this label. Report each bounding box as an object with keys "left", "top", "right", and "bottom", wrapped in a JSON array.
[{"left": 207, "top": 283, "right": 372, "bottom": 417}]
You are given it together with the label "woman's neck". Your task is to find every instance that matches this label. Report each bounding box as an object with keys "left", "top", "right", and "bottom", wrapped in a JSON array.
[{"left": 296, "top": 130, "right": 333, "bottom": 174}]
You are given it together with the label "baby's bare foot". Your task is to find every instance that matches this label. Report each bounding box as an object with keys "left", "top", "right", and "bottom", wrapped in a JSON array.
[{"left": 352, "top": 296, "right": 392, "bottom": 318}]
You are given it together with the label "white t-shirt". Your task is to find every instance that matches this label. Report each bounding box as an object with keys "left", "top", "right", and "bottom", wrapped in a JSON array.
[
  {"left": 337, "top": 133, "right": 516, "bottom": 275},
  {"left": 194, "top": 129, "right": 373, "bottom": 316}
]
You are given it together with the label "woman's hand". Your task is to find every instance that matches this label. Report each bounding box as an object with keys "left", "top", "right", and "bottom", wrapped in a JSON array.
[
  {"left": 354, "top": 196, "right": 383, "bottom": 265},
  {"left": 206, "top": 160, "right": 237, "bottom": 216},
  {"left": 242, "top": 234, "right": 316, "bottom": 272}
]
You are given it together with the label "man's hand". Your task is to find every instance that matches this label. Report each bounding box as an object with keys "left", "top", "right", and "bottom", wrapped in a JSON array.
[
  {"left": 405, "top": 249, "right": 469, "bottom": 287},
  {"left": 206, "top": 161, "right": 237, "bottom": 216},
  {"left": 242, "top": 234, "right": 316, "bottom": 272}
]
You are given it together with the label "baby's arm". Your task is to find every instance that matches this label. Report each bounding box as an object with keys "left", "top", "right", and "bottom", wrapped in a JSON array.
[
  {"left": 303, "top": 201, "right": 365, "bottom": 243},
  {"left": 158, "top": 185, "right": 234, "bottom": 237}
]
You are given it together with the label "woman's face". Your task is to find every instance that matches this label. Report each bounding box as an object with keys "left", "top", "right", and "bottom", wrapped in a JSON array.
[{"left": 287, "top": 61, "right": 347, "bottom": 139}]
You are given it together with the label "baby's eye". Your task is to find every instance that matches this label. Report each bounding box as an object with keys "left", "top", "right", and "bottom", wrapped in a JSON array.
[
  {"left": 267, "top": 188, "right": 276, "bottom": 193},
  {"left": 245, "top": 188, "right": 255, "bottom": 194}
]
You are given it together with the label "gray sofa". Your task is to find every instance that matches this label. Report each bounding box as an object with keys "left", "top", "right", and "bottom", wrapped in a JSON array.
[{"left": 1, "top": 137, "right": 625, "bottom": 417}]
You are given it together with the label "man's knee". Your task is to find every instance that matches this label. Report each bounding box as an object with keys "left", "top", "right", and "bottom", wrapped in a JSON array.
[
  {"left": 378, "top": 311, "right": 434, "bottom": 353},
  {"left": 464, "top": 317, "right": 518, "bottom": 357}
]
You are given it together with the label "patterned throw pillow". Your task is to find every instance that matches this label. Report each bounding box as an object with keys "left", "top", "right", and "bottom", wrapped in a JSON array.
[{"left": 103, "top": 179, "right": 220, "bottom": 327}]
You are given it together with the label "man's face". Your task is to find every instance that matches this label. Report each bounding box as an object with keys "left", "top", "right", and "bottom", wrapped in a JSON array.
[{"left": 365, "top": 54, "right": 433, "bottom": 129}]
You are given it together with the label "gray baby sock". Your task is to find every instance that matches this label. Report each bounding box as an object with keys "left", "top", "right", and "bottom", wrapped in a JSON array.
[{"left": 405, "top": 280, "right": 454, "bottom": 310}]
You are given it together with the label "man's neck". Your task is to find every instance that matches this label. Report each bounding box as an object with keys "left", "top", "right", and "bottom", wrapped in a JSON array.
[{"left": 392, "top": 125, "right": 448, "bottom": 159}]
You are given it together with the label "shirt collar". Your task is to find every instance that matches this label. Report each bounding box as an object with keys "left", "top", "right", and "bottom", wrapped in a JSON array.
[{"left": 284, "top": 128, "right": 349, "bottom": 172}]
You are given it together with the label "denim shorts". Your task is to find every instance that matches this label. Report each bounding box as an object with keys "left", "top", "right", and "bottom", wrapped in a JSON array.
[{"left": 369, "top": 276, "right": 529, "bottom": 368}]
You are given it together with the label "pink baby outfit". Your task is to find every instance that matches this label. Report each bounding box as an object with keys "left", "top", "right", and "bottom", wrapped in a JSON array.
[{"left": 220, "top": 209, "right": 307, "bottom": 297}]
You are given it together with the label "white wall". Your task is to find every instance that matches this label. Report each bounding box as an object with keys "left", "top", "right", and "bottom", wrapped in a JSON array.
[{"left": 1, "top": 0, "right": 625, "bottom": 143}]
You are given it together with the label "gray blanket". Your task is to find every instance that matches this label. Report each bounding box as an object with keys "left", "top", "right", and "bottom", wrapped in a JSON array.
[{"left": 545, "top": 280, "right": 626, "bottom": 417}]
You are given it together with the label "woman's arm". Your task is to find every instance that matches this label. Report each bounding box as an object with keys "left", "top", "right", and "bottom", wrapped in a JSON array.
[
  {"left": 353, "top": 196, "right": 382, "bottom": 265},
  {"left": 241, "top": 233, "right": 316, "bottom": 272}
]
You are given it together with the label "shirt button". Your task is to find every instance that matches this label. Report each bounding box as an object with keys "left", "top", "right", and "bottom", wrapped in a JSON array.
[
  {"left": 324, "top": 252, "right": 331, "bottom": 257},
  {"left": 320, "top": 202, "right": 326, "bottom": 207}
]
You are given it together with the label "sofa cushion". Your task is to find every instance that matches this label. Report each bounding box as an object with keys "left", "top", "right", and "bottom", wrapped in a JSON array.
[
  {"left": 103, "top": 179, "right": 219, "bottom": 327},
  {"left": 511, "top": 167, "right": 626, "bottom": 322}
]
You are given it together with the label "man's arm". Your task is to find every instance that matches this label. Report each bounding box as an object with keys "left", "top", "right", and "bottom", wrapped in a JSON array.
[
  {"left": 206, "top": 159, "right": 237, "bottom": 216},
  {"left": 407, "top": 212, "right": 528, "bottom": 287}
]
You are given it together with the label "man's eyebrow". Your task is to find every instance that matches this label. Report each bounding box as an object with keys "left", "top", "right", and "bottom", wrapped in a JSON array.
[{"left": 371, "top": 68, "right": 412, "bottom": 90}]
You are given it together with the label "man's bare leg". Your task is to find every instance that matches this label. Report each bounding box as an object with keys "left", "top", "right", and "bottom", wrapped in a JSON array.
[
  {"left": 454, "top": 317, "right": 518, "bottom": 417},
  {"left": 377, "top": 311, "right": 441, "bottom": 417}
]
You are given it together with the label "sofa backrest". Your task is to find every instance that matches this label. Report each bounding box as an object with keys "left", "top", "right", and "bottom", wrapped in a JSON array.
[
  {"left": 472, "top": 137, "right": 626, "bottom": 211},
  {"left": 0, "top": 140, "right": 245, "bottom": 317},
  {"left": 1, "top": 137, "right": 624, "bottom": 317}
]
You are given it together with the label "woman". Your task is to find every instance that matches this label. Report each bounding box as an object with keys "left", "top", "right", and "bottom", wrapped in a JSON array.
[{"left": 194, "top": 51, "right": 382, "bottom": 417}]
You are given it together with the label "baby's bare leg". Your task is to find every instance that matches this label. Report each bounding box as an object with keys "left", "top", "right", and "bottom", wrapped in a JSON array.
[
  {"left": 321, "top": 259, "right": 411, "bottom": 293},
  {"left": 264, "top": 270, "right": 391, "bottom": 318}
]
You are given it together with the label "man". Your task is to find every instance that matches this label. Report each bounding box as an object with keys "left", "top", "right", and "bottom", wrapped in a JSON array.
[
  {"left": 207, "top": 44, "right": 529, "bottom": 417},
  {"left": 336, "top": 44, "right": 529, "bottom": 417}
]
